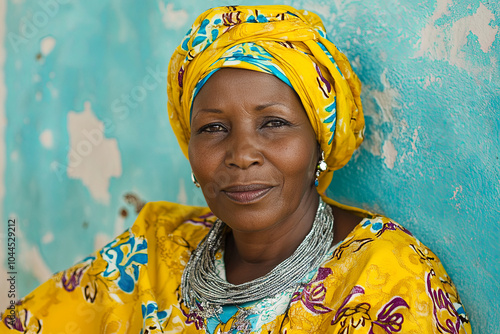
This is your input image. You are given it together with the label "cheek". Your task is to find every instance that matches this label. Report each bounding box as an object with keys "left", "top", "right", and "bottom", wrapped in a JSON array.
[
  {"left": 188, "top": 139, "right": 225, "bottom": 195},
  {"left": 270, "top": 136, "right": 317, "bottom": 183},
  {"left": 189, "top": 137, "right": 215, "bottom": 174}
]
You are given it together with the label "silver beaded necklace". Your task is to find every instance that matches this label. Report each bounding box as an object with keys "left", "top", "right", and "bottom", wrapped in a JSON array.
[{"left": 181, "top": 196, "right": 335, "bottom": 330}]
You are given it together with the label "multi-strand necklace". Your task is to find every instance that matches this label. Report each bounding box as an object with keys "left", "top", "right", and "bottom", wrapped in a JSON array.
[{"left": 180, "top": 197, "right": 335, "bottom": 332}]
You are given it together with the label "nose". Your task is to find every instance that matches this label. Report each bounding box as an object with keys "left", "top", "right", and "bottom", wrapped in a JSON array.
[{"left": 224, "top": 131, "right": 264, "bottom": 169}]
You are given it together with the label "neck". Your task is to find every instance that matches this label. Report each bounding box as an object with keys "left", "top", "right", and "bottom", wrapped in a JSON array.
[{"left": 224, "top": 194, "right": 319, "bottom": 284}]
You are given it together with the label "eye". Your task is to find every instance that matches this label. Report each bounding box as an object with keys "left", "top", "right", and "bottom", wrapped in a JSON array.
[
  {"left": 262, "top": 118, "right": 291, "bottom": 128},
  {"left": 198, "top": 123, "right": 227, "bottom": 133}
]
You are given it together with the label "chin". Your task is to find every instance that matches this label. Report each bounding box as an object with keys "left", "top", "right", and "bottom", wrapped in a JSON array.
[{"left": 208, "top": 195, "right": 295, "bottom": 233}]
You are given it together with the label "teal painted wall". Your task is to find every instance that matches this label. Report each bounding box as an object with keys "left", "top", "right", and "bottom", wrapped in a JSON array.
[{"left": 0, "top": 0, "right": 498, "bottom": 333}]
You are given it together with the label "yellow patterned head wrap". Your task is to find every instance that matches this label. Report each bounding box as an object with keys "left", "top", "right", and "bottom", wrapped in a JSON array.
[{"left": 167, "top": 5, "right": 364, "bottom": 193}]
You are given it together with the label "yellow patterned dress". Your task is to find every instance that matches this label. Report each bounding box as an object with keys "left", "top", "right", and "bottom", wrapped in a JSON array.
[{"left": 0, "top": 200, "right": 471, "bottom": 333}]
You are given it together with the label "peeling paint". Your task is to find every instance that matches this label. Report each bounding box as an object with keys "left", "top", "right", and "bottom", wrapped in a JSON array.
[
  {"left": 41, "top": 232, "right": 54, "bottom": 244},
  {"left": 382, "top": 139, "right": 397, "bottom": 169},
  {"left": 46, "top": 82, "right": 59, "bottom": 99},
  {"left": 451, "top": 4, "right": 497, "bottom": 54},
  {"left": 363, "top": 69, "right": 401, "bottom": 162},
  {"left": 94, "top": 233, "right": 111, "bottom": 251},
  {"left": 114, "top": 215, "right": 125, "bottom": 236},
  {"left": 39, "top": 129, "right": 53, "bottom": 149},
  {"left": 399, "top": 126, "right": 420, "bottom": 164},
  {"left": 372, "top": 69, "right": 400, "bottom": 124},
  {"left": 450, "top": 185, "right": 463, "bottom": 200},
  {"left": 40, "top": 36, "right": 56, "bottom": 56},
  {"left": 20, "top": 245, "right": 52, "bottom": 283},
  {"left": 415, "top": 2, "right": 498, "bottom": 70},
  {"left": 16, "top": 226, "right": 53, "bottom": 285},
  {"left": 159, "top": 2, "right": 188, "bottom": 30},
  {"left": 422, "top": 74, "right": 442, "bottom": 89},
  {"left": 67, "top": 102, "right": 122, "bottom": 204},
  {"left": 411, "top": 127, "right": 420, "bottom": 152}
]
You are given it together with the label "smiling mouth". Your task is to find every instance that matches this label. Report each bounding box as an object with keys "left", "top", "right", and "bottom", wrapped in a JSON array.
[{"left": 222, "top": 184, "right": 273, "bottom": 204}]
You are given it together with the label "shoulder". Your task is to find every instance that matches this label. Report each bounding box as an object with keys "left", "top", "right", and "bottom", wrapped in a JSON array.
[
  {"left": 329, "top": 215, "right": 450, "bottom": 294},
  {"left": 134, "top": 201, "right": 214, "bottom": 233},
  {"left": 0, "top": 202, "right": 215, "bottom": 332},
  {"left": 334, "top": 216, "right": 423, "bottom": 263},
  {"left": 310, "top": 215, "right": 471, "bottom": 333},
  {"left": 131, "top": 201, "right": 215, "bottom": 241},
  {"left": 125, "top": 201, "right": 216, "bottom": 290},
  {"left": 108, "top": 201, "right": 215, "bottom": 272},
  {"left": 83, "top": 201, "right": 214, "bottom": 291}
]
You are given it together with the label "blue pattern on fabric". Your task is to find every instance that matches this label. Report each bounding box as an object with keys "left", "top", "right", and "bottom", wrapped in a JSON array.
[
  {"left": 318, "top": 42, "right": 344, "bottom": 78},
  {"left": 324, "top": 98, "right": 337, "bottom": 144},
  {"left": 140, "top": 301, "right": 169, "bottom": 334},
  {"left": 198, "top": 19, "right": 210, "bottom": 35},
  {"left": 361, "top": 218, "right": 386, "bottom": 234},
  {"left": 181, "top": 29, "right": 192, "bottom": 51},
  {"left": 100, "top": 232, "right": 148, "bottom": 293}
]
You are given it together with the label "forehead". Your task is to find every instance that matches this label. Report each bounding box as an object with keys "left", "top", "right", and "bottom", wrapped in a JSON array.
[{"left": 191, "top": 68, "right": 304, "bottom": 111}]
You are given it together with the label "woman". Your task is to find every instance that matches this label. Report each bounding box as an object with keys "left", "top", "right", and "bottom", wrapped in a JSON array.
[{"left": 1, "top": 5, "right": 471, "bottom": 334}]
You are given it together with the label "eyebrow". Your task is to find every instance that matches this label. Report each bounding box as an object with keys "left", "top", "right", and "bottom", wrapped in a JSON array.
[
  {"left": 192, "top": 102, "right": 288, "bottom": 120},
  {"left": 255, "top": 102, "right": 287, "bottom": 111},
  {"left": 196, "top": 102, "right": 286, "bottom": 113},
  {"left": 196, "top": 108, "right": 223, "bottom": 114}
]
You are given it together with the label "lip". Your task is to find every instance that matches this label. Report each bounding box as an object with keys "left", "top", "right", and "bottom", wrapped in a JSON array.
[{"left": 222, "top": 184, "right": 274, "bottom": 204}]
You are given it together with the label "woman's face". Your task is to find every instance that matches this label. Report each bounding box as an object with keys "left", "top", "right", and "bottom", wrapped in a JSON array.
[{"left": 189, "top": 68, "right": 319, "bottom": 232}]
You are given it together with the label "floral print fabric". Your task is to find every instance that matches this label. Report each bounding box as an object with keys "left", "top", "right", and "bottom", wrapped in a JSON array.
[{"left": 0, "top": 200, "right": 471, "bottom": 333}]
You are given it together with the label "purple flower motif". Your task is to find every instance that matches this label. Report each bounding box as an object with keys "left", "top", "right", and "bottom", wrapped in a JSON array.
[
  {"left": 187, "top": 212, "right": 215, "bottom": 228},
  {"left": 61, "top": 266, "right": 87, "bottom": 292},
  {"left": 371, "top": 297, "right": 409, "bottom": 333},
  {"left": 3, "top": 315, "right": 23, "bottom": 331},
  {"left": 315, "top": 63, "right": 332, "bottom": 98},
  {"left": 178, "top": 67, "right": 185, "bottom": 88},
  {"left": 376, "top": 222, "right": 413, "bottom": 237},
  {"left": 3, "top": 308, "right": 41, "bottom": 332},
  {"left": 292, "top": 267, "right": 333, "bottom": 314},
  {"left": 333, "top": 285, "right": 409, "bottom": 333},
  {"left": 426, "top": 270, "right": 461, "bottom": 334},
  {"left": 181, "top": 306, "right": 204, "bottom": 330},
  {"left": 332, "top": 285, "right": 366, "bottom": 325}
]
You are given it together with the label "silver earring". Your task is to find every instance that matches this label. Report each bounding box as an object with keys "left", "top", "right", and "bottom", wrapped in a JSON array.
[
  {"left": 191, "top": 172, "right": 200, "bottom": 188},
  {"left": 315, "top": 151, "right": 327, "bottom": 187}
]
